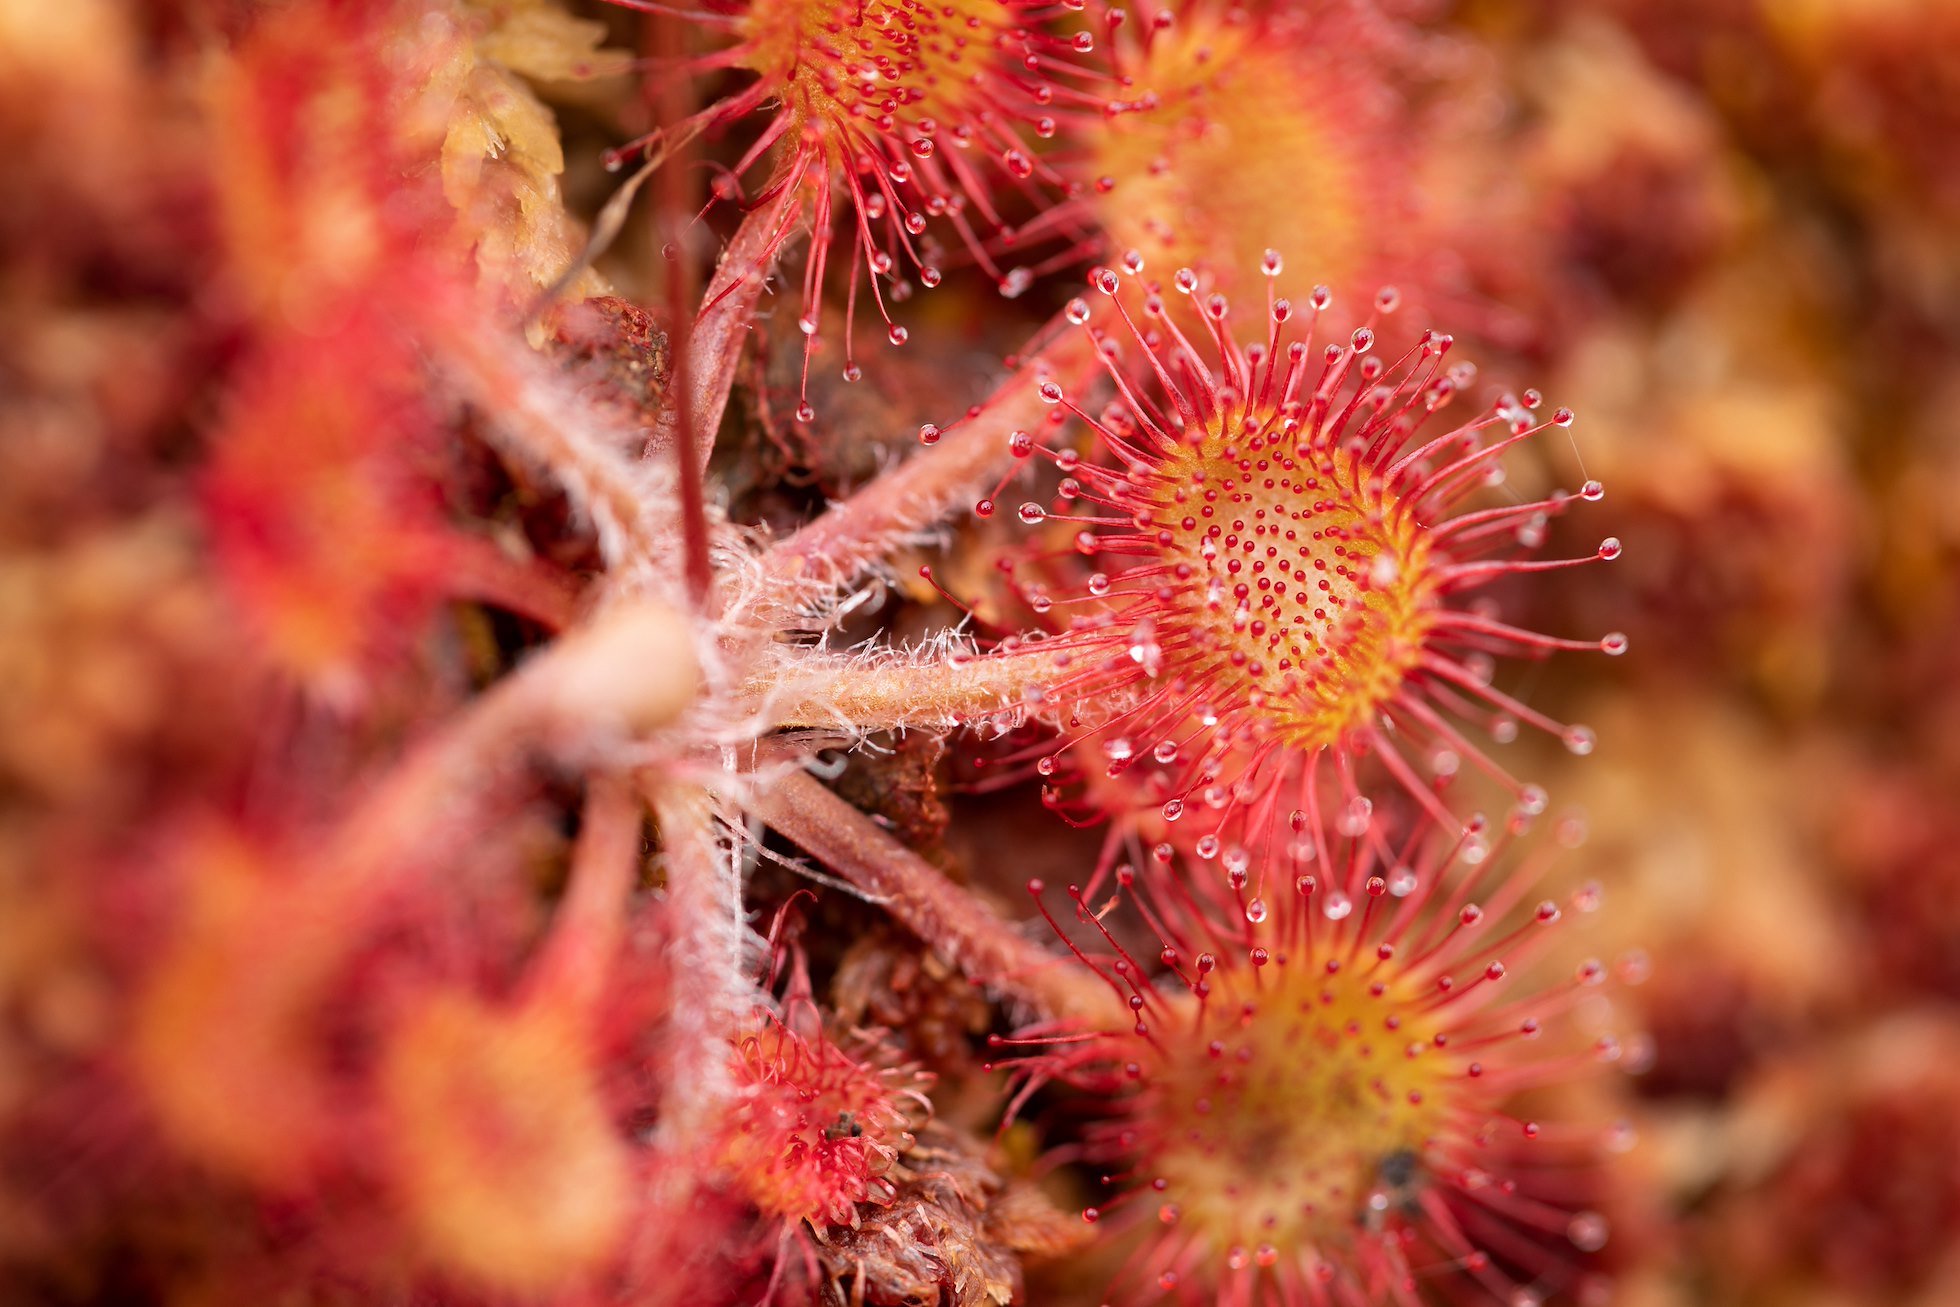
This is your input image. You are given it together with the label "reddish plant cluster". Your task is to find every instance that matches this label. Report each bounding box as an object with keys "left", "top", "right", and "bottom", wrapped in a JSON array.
[{"left": 0, "top": 2, "right": 1676, "bottom": 1307}]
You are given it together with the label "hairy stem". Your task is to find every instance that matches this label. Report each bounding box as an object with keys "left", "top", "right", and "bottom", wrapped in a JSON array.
[
  {"left": 750, "top": 770, "right": 1107, "bottom": 1023},
  {"left": 760, "top": 324, "right": 1099, "bottom": 597},
  {"left": 434, "top": 316, "right": 673, "bottom": 569},
  {"left": 444, "top": 534, "right": 583, "bottom": 631},
  {"left": 639, "top": 779, "right": 747, "bottom": 1306},
  {"left": 529, "top": 774, "right": 643, "bottom": 1015},
  {"left": 753, "top": 644, "right": 1070, "bottom": 734},
  {"left": 325, "top": 600, "right": 697, "bottom": 906}
]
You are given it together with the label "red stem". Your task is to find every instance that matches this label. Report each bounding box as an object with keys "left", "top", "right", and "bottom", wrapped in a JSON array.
[
  {"left": 643, "top": 185, "right": 802, "bottom": 474},
  {"left": 648, "top": 11, "right": 712, "bottom": 604},
  {"left": 749, "top": 769, "right": 1107, "bottom": 1023}
]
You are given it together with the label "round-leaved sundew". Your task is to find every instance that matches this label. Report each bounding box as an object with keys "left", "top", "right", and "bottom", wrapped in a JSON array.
[
  {"left": 987, "top": 257, "right": 1623, "bottom": 868},
  {"left": 1076, "top": 0, "right": 1448, "bottom": 317},
  {"left": 719, "top": 1007, "right": 927, "bottom": 1233},
  {"left": 606, "top": 0, "right": 1108, "bottom": 414},
  {"left": 1003, "top": 806, "right": 1635, "bottom": 1306}
]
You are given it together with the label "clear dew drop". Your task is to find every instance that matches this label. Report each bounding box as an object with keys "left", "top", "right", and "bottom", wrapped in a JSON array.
[
  {"left": 1018, "top": 502, "right": 1046, "bottom": 525},
  {"left": 887, "top": 324, "right": 909, "bottom": 346},
  {"left": 1151, "top": 738, "right": 1176, "bottom": 763},
  {"left": 1161, "top": 797, "right": 1184, "bottom": 821},
  {"left": 1598, "top": 536, "right": 1623, "bottom": 561},
  {"left": 918, "top": 423, "right": 941, "bottom": 445},
  {"left": 1245, "top": 897, "right": 1268, "bottom": 924},
  {"left": 1568, "top": 1214, "right": 1615, "bottom": 1254},
  {"left": 1194, "top": 834, "right": 1221, "bottom": 860}
]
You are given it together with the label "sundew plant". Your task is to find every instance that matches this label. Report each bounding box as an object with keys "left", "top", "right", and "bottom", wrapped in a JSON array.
[{"left": 0, "top": 3, "right": 1665, "bottom": 1307}]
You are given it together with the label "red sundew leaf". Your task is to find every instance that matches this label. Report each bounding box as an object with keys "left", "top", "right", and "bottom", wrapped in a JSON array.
[
  {"left": 602, "top": 0, "right": 1112, "bottom": 414},
  {"left": 1006, "top": 803, "right": 1626, "bottom": 1307},
  {"left": 1057, "top": 0, "right": 1499, "bottom": 340},
  {"left": 982, "top": 268, "right": 1621, "bottom": 868},
  {"left": 379, "top": 986, "right": 636, "bottom": 1295},
  {"left": 199, "top": 319, "right": 460, "bottom": 699},
  {"left": 722, "top": 1018, "right": 914, "bottom": 1227},
  {"left": 130, "top": 824, "right": 345, "bottom": 1189}
]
